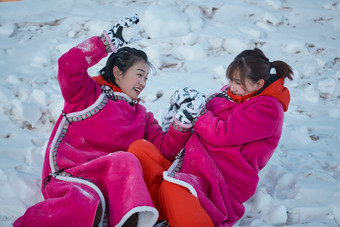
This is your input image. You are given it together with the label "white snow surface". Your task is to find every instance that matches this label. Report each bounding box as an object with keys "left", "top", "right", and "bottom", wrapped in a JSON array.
[{"left": 1, "top": 0, "right": 340, "bottom": 226}]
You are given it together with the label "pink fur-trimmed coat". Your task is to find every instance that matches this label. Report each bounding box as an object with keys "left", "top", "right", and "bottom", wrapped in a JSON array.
[
  {"left": 14, "top": 37, "right": 191, "bottom": 227},
  {"left": 164, "top": 89, "right": 287, "bottom": 226}
]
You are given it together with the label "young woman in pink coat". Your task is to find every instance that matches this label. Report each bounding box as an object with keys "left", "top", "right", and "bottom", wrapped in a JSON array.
[
  {"left": 13, "top": 15, "right": 202, "bottom": 227},
  {"left": 131, "top": 48, "right": 294, "bottom": 226}
]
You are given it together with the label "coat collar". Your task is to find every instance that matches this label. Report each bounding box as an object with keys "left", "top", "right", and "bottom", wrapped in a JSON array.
[
  {"left": 92, "top": 75, "right": 140, "bottom": 105},
  {"left": 223, "top": 74, "right": 291, "bottom": 111}
]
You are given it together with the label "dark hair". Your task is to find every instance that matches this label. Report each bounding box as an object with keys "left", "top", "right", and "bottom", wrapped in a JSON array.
[
  {"left": 99, "top": 47, "right": 151, "bottom": 87},
  {"left": 226, "top": 48, "right": 293, "bottom": 85}
]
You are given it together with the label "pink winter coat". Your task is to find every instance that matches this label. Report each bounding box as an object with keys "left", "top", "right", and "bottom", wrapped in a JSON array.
[
  {"left": 164, "top": 83, "right": 289, "bottom": 226},
  {"left": 14, "top": 37, "right": 191, "bottom": 227}
]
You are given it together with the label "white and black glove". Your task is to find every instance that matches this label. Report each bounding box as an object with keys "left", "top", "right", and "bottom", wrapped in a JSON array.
[
  {"left": 161, "top": 103, "right": 179, "bottom": 132},
  {"left": 101, "top": 14, "right": 140, "bottom": 52},
  {"left": 161, "top": 87, "right": 191, "bottom": 131},
  {"left": 170, "top": 87, "right": 206, "bottom": 127}
]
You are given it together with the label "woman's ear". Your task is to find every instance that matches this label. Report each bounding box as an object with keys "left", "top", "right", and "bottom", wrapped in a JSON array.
[
  {"left": 113, "top": 66, "right": 122, "bottom": 80},
  {"left": 256, "top": 79, "right": 265, "bottom": 89}
]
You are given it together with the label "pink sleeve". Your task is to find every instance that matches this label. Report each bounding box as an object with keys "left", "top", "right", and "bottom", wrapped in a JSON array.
[
  {"left": 194, "top": 98, "right": 283, "bottom": 147},
  {"left": 57, "top": 36, "right": 108, "bottom": 112},
  {"left": 144, "top": 112, "right": 192, "bottom": 162}
]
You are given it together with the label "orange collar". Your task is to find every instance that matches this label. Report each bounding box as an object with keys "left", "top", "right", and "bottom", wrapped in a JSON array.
[
  {"left": 92, "top": 75, "right": 122, "bottom": 92},
  {"left": 92, "top": 75, "right": 141, "bottom": 104},
  {"left": 227, "top": 88, "right": 258, "bottom": 103},
  {"left": 226, "top": 75, "right": 290, "bottom": 111}
]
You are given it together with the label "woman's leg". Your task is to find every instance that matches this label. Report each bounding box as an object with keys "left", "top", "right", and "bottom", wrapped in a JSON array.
[
  {"left": 128, "top": 139, "right": 171, "bottom": 220},
  {"left": 14, "top": 180, "right": 100, "bottom": 227},
  {"left": 128, "top": 139, "right": 213, "bottom": 226},
  {"left": 158, "top": 180, "right": 214, "bottom": 227},
  {"left": 68, "top": 151, "right": 157, "bottom": 227}
]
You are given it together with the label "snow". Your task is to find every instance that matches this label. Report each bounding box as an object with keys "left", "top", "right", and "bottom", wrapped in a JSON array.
[{"left": 0, "top": 0, "right": 340, "bottom": 226}]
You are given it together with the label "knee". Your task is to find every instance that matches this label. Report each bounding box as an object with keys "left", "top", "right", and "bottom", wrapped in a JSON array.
[{"left": 128, "top": 139, "right": 159, "bottom": 158}]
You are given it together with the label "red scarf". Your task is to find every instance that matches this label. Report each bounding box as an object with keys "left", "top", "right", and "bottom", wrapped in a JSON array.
[{"left": 226, "top": 76, "right": 290, "bottom": 112}]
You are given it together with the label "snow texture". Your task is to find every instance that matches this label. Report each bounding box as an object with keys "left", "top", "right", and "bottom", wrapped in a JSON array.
[{"left": 0, "top": 0, "right": 340, "bottom": 226}]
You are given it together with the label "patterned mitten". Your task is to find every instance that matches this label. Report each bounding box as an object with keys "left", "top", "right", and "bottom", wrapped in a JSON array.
[
  {"left": 170, "top": 87, "right": 195, "bottom": 107},
  {"left": 100, "top": 14, "right": 140, "bottom": 52},
  {"left": 161, "top": 103, "right": 179, "bottom": 132},
  {"left": 171, "top": 87, "right": 207, "bottom": 127}
]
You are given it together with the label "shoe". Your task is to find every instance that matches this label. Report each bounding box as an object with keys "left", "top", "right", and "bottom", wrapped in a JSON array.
[{"left": 153, "top": 220, "right": 170, "bottom": 227}]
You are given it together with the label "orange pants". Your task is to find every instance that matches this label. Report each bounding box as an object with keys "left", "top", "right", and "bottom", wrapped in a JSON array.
[{"left": 128, "top": 139, "right": 213, "bottom": 227}]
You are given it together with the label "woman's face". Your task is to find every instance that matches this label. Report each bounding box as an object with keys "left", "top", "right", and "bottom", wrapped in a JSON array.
[
  {"left": 229, "top": 71, "right": 264, "bottom": 96},
  {"left": 114, "top": 61, "right": 149, "bottom": 100}
]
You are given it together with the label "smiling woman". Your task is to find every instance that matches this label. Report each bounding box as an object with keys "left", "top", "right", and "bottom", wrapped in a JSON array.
[
  {"left": 113, "top": 61, "right": 149, "bottom": 100},
  {"left": 13, "top": 15, "right": 195, "bottom": 227},
  {"left": 93, "top": 47, "right": 151, "bottom": 102}
]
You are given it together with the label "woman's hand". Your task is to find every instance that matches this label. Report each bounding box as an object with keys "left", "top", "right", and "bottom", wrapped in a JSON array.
[
  {"left": 171, "top": 87, "right": 207, "bottom": 127},
  {"left": 101, "top": 14, "right": 140, "bottom": 52}
]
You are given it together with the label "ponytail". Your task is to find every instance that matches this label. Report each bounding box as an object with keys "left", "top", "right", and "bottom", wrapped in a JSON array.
[{"left": 271, "top": 60, "right": 293, "bottom": 81}]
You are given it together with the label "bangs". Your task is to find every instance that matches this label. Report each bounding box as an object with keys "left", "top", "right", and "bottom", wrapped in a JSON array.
[{"left": 226, "top": 58, "right": 249, "bottom": 85}]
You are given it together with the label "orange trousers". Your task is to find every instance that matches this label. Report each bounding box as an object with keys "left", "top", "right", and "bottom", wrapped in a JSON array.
[{"left": 128, "top": 139, "right": 213, "bottom": 227}]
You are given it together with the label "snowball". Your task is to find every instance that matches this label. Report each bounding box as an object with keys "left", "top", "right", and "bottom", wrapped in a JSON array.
[
  {"left": 0, "top": 22, "right": 15, "bottom": 37},
  {"left": 222, "top": 38, "right": 249, "bottom": 54},
  {"left": 22, "top": 102, "right": 42, "bottom": 128},
  {"left": 250, "top": 187, "right": 273, "bottom": 214},
  {"left": 12, "top": 99, "right": 42, "bottom": 128},
  {"left": 176, "top": 44, "right": 206, "bottom": 61},
  {"left": 30, "top": 89, "right": 47, "bottom": 106},
  {"left": 265, "top": 205, "right": 287, "bottom": 225},
  {"left": 302, "top": 84, "right": 319, "bottom": 103},
  {"left": 141, "top": 5, "right": 190, "bottom": 39}
]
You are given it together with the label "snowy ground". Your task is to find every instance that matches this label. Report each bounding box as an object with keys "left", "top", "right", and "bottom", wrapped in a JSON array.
[{"left": 1, "top": 0, "right": 340, "bottom": 226}]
